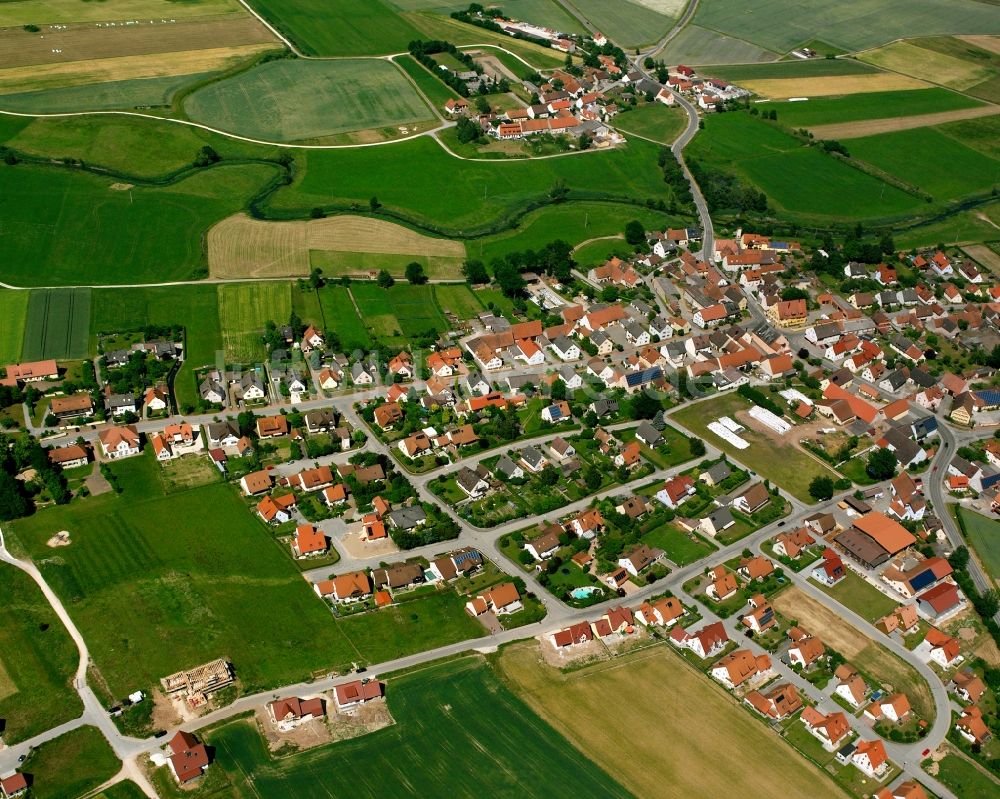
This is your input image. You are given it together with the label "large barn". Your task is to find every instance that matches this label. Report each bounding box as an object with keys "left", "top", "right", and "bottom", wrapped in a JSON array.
[{"left": 834, "top": 512, "right": 915, "bottom": 569}]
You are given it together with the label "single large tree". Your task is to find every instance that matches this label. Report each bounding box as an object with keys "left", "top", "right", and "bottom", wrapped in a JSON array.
[
  {"left": 808, "top": 476, "right": 834, "bottom": 501},
  {"left": 866, "top": 447, "right": 898, "bottom": 480},
  {"left": 404, "top": 262, "right": 427, "bottom": 285}
]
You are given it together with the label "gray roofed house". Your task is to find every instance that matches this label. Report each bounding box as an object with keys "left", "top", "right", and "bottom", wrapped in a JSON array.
[
  {"left": 456, "top": 466, "right": 490, "bottom": 498},
  {"left": 495, "top": 455, "right": 524, "bottom": 480},
  {"left": 106, "top": 393, "right": 136, "bottom": 415},
  {"left": 145, "top": 340, "right": 180, "bottom": 359},
  {"left": 200, "top": 377, "right": 226, "bottom": 404},
  {"left": 590, "top": 329, "right": 611, "bottom": 349},
  {"left": 462, "top": 371, "right": 490, "bottom": 395},
  {"left": 104, "top": 349, "right": 131, "bottom": 367},
  {"left": 909, "top": 367, "right": 935, "bottom": 389},
  {"left": 505, "top": 374, "right": 536, "bottom": 392},
  {"left": 635, "top": 420, "right": 663, "bottom": 447},
  {"left": 630, "top": 298, "right": 653, "bottom": 316},
  {"left": 899, "top": 288, "right": 919, "bottom": 306},
  {"left": 207, "top": 420, "right": 240, "bottom": 446},
  {"left": 910, "top": 415, "right": 938, "bottom": 440},
  {"left": 241, "top": 371, "right": 265, "bottom": 395},
  {"left": 519, "top": 445, "right": 547, "bottom": 471},
  {"left": 876, "top": 290, "right": 899, "bottom": 307},
  {"left": 701, "top": 506, "right": 735, "bottom": 536},
  {"left": 702, "top": 461, "right": 732, "bottom": 486},
  {"left": 589, "top": 398, "right": 619, "bottom": 418},
  {"left": 372, "top": 562, "right": 424, "bottom": 590},
  {"left": 351, "top": 362, "right": 372, "bottom": 382},
  {"left": 386, "top": 505, "right": 427, "bottom": 530},
  {"left": 845, "top": 262, "right": 868, "bottom": 279},
  {"left": 304, "top": 409, "right": 336, "bottom": 433},
  {"left": 811, "top": 322, "right": 842, "bottom": 343},
  {"left": 882, "top": 427, "right": 925, "bottom": 467},
  {"left": 880, "top": 369, "right": 910, "bottom": 392}
]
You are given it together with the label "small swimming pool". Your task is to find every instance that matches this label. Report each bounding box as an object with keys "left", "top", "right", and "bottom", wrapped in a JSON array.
[{"left": 570, "top": 586, "right": 602, "bottom": 600}]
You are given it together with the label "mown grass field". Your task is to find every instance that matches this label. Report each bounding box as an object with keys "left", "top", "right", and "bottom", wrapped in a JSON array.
[
  {"left": 317, "top": 285, "right": 373, "bottom": 352},
  {"left": 218, "top": 282, "right": 291, "bottom": 362},
  {"left": 247, "top": 0, "right": 422, "bottom": 56},
  {"left": 0, "top": 72, "right": 213, "bottom": 113},
  {"left": 0, "top": 0, "right": 243, "bottom": 26},
  {"left": 21, "top": 288, "right": 91, "bottom": 361},
  {"left": 958, "top": 506, "right": 1000, "bottom": 583},
  {"left": 692, "top": 0, "right": 1000, "bottom": 54},
  {"left": 0, "top": 289, "right": 28, "bottom": 363},
  {"left": 185, "top": 59, "right": 433, "bottom": 143},
  {"left": 772, "top": 587, "right": 934, "bottom": 721},
  {"left": 207, "top": 656, "right": 630, "bottom": 798},
  {"left": 0, "top": 565, "right": 82, "bottom": 745},
  {"left": 0, "top": 163, "right": 277, "bottom": 286},
  {"left": 351, "top": 283, "right": 448, "bottom": 346},
  {"left": 687, "top": 111, "right": 926, "bottom": 221},
  {"left": 613, "top": 102, "right": 689, "bottom": 144},
  {"left": 499, "top": 642, "right": 848, "bottom": 799},
  {"left": 672, "top": 394, "right": 841, "bottom": 503},
  {"left": 932, "top": 750, "right": 1000, "bottom": 797},
  {"left": 433, "top": 283, "right": 483, "bottom": 320},
  {"left": 562, "top": 0, "right": 674, "bottom": 47},
  {"left": 23, "top": 726, "right": 120, "bottom": 799},
  {"left": 769, "top": 88, "right": 983, "bottom": 129},
  {"left": 660, "top": 23, "right": 778, "bottom": 65},
  {"left": 394, "top": 53, "right": 461, "bottom": 111},
  {"left": 848, "top": 126, "right": 1000, "bottom": 201},
  {"left": 702, "top": 59, "right": 879, "bottom": 82}
]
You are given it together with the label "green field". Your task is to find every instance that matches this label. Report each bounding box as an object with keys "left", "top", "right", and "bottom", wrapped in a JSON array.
[
  {"left": 848, "top": 126, "right": 1000, "bottom": 201},
  {"left": 692, "top": 0, "right": 1000, "bottom": 54},
  {"left": 309, "top": 250, "right": 465, "bottom": 280},
  {"left": 21, "top": 289, "right": 91, "bottom": 361},
  {"left": 613, "top": 102, "right": 689, "bottom": 145},
  {"left": 939, "top": 115, "right": 1000, "bottom": 162},
  {"left": 642, "top": 522, "right": 715, "bottom": 565},
  {"left": 0, "top": 73, "right": 213, "bottom": 114},
  {"left": 957, "top": 506, "right": 1000, "bottom": 583},
  {"left": 22, "top": 726, "right": 120, "bottom": 799},
  {"left": 0, "top": 290, "right": 28, "bottom": 363},
  {"left": 394, "top": 54, "right": 461, "bottom": 112},
  {"left": 0, "top": 565, "right": 82, "bottom": 745},
  {"left": 687, "top": 111, "right": 925, "bottom": 221},
  {"left": 672, "top": 394, "right": 842, "bottom": 503},
  {"left": 93, "top": 783, "right": 148, "bottom": 799},
  {"left": 0, "top": 0, "right": 242, "bottom": 25},
  {"left": 350, "top": 283, "right": 448, "bottom": 346},
  {"left": 702, "top": 59, "right": 879, "bottom": 81},
  {"left": 563, "top": 0, "right": 674, "bottom": 47},
  {"left": 185, "top": 59, "right": 433, "bottom": 143},
  {"left": 246, "top": 0, "right": 423, "bottom": 55},
  {"left": 896, "top": 199, "right": 1000, "bottom": 249},
  {"left": 933, "top": 751, "right": 1000, "bottom": 798},
  {"left": 390, "top": 0, "right": 585, "bottom": 34},
  {"left": 218, "top": 282, "right": 291, "bottom": 362},
  {"left": 433, "top": 283, "right": 483, "bottom": 320},
  {"left": 813, "top": 570, "right": 899, "bottom": 622},
  {"left": 660, "top": 24, "right": 778, "bottom": 65},
  {"left": 0, "top": 163, "right": 277, "bottom": 287},
  {"left": 770, "top": 88, "right": 983, "bottom": 128},
  {"left": 206, "top": 656, "right": 630, "bottom": 798},
  {"left": 316, "top": 285, "right": 373, "bottom": 352}
]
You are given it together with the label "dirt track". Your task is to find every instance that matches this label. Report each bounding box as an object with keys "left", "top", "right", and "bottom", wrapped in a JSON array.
[{"left": 809, "top": 103, "right": 1000, "bottom": 140}]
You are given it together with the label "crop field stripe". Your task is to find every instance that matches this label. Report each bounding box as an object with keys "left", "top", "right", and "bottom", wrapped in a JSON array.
[{"left": 0, "top": 290, "right": 28, "bottom": 362}]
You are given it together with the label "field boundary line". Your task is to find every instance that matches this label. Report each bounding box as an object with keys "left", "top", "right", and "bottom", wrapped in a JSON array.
[
  {"left": 232, "top": 0, "right": 302, "bottom": 57},
  {"left": 808, "top": 102, "right": 1000, "bottom": 140}
]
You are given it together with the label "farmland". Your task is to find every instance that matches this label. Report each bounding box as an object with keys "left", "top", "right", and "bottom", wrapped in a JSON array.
[
  {"left": 0, "top": 0, "right": 244, "bottom": 26},
  {"left": 403, "top": 12, "right": 567, "bottom": 68},
  {"left": 246, "top": 0, "right": 423, "bottom": 56},
  {"left": 268, "top": 136, "right": 671, "bottom": 233},
  {"left": 0, "top": 73, "right": 213, "bottom": 115},
  {"left": 350, "top": 283, "right": 448, "bottom": 347},
  {"left": 686, "top": 111, "right": 926, "bottom": 221},
  {"left": 433, "top": 283, "right": 483, "bottom": 320},
  {"left": 691, "top": 0, "right": 1000, "bottom": 54},
  {"left": 21, "top": 726, "right": 120, "bottom": 799},
  {"left": 660, "top": 24, "right": 778, "bottom": 66},
  {"left": 217, "top": 282, "right": 291, "bottom": 362},
  {"left": 184, "top": 59, "right": 433, "bottom": 143},
  {"left": 0, "top": 162, "right": 277, "bottom": 287},
  {"left": 208, "top": 213, "right": 466, "bottom": 280},
  {"left": 740, "top": 73, "right": 928, "bottom": 100},
  {"left": 702, "top": 59, "right": 879, "bottom": 82},
  {"left": 765, "top": 88, "right": 984, "bottom": 130},
  {"left": 499, "top": 642, "right": 848, "bottom": 799},
  {"left": 957, "top": 507, "right": 1000, "bottom": 583},
  {"left": 772, "top": 587, "right": 934, "bottom": 721},
  {"left": 561, "top": 0, "right": 675, "bottom": 48},
  {"left": 206, "top": 656, "right": 630, "bottom": 798},
  {"left": 672, "top": 394, "right": 842, "bottom": 503},
  {"left": 613, "top": 102, "right": 689, "bottom": 145},
  {"left": 0, "top": 565, "right": 82, "bottom": 745},
  {"left": 316, "top": 286, "right": 373, "bottom": 352},
  {"left": 0, "top": 290, "right": 28, "bottom": 363},
  {"left": 21, "top": 289, "right": 91, "bottom": 361},
  {"left": 394, "top": 53, "right": 462, "bottom": 111}
]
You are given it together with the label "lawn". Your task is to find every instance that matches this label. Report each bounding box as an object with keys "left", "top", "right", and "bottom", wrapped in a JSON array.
[
  {"left": 642, "top": 522, "right": 715, "bottom": 565},
  {"left": 268, "top": 135, "right": 671, "bottom": 234},
  {"left": 0, "top": 72, "right": 214, "bottom": 113},
  {"left": 433, "top": 283, "right": 483, "bottom": 320},
  {"left": 848, "top": 126, "right": 1000, "bottom": 202},
  {"left": 660, "top": 23, "right": 779, "bottom": 65},
  {"left": 499, "top": 642, "right": 849, "bottom": 799},
  {"left": 613, "top": 102, "right": 689, "bottom": 145},
  {"left": 92, "top": 783, "right": 148, "bottom": 799},
  {"left": 692, "top": 0, "right": 1000, "bottom": 54},
  {"left": 206, "top": 656, "right": 630, "bottom": 797},
  {"left": 184, "top": 59, "right": 433, "bottom": 143},
  {"left": 246, "top": 0, "right": 423, "bottom": 56},
  {"left": 672, "top": 394, "right": 841, "bottom": 503},
  {"left": 0, "top": 565, "right": 82, "bottom": 744},
  {"left": 21, "top": 288, "right": 91, "bottom": 361},
  {"left": 561, "top": 0, "right": 675, "bottom": 47},
  {"left": 316, "top": 285, "right": 373, "bottom": 352},
  {"left": 957, "top": 506, "right": 1000, "bottom": 583},
  {"left": 687, "top": 111, "right": 922, "bottom": 221},
  {"left": 812, "top": 570, "right": 900, "bottom": 622},
  {"left": 22, "top": 726, "right": 120, "bottom": 799},
  {"left": 217, "top": 282, "right": 291, "bottom": 362},
  {"left": 0, "top": 289, "right": 28, "bottom": 363},
  {"left": 769, "top": 88, "right": 983, "bottom": 129},
  {"left": 0, "top": 162, "right": 278, "bottom": 287},
  {"left": 350, "top": 283, "right": 448, "bottom": 346},
  {"left": 932, "top": 750, "right": 1000, "bottom": 797}
]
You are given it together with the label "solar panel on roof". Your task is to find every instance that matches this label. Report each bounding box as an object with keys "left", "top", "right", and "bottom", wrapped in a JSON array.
[{"left": 908, "top": 570, "right": 936, "bottom": 592}]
